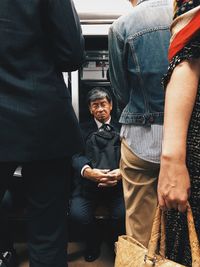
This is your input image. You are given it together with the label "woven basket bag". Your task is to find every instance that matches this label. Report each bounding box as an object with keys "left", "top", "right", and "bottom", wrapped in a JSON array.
[{"left": 115, "top": 204, "right": 200, "bottom": 267}]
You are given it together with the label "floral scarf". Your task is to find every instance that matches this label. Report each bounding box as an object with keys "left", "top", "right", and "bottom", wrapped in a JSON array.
[{"left": 168, "top": 0, "right": 200, "bottom": 61}]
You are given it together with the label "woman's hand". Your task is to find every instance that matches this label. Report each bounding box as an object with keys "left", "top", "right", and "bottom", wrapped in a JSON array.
[{"left": 158, "top": 156, "right": 190, "bottom": 212}]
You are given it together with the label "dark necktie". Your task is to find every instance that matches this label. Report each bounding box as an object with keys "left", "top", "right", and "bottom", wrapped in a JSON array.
[{"left": 99, "top": 123, "right": 112, "bottom": 132}]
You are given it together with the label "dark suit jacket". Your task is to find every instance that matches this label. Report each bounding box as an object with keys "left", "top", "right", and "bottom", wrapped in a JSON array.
[
  {"left": 72, "top": 118, "right": 122, "bottom": 197},
  {"left": 0, "top": 0, "right": 85, "bottom": 161},
  {"left": 72, "top": 118, "right": 121, "bottom": 175}
]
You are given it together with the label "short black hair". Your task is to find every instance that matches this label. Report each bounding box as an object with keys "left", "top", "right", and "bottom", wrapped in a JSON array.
[{"left": 87, "top": 87, "right": 112, "bottom": 106}]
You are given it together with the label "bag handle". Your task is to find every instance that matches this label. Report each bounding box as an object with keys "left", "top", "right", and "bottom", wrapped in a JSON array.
[
  {"left": 187, "top": 205, "right": 200, "bottom": 267},
  {"left": 147, "top": 203, "right": 200, "bottom": 266},
  {"left": 147, "top": 206, "right": 163, "bottom": 260}
]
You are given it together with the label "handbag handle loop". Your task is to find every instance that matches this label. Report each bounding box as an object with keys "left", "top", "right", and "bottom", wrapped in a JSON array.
[
  {"left": 187, "top": 205, "right": 200, "bottom": 267},
  {"left": 147, "top": 203, "right": 200, "bottom": 266}
]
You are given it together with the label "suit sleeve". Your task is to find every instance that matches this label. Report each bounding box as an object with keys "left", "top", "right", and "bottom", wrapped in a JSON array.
[
  {"left": 71, "top": 123, "right": 92, "bottom": 175},
  {"left": 72, "top": 154, "right": 92, "bottom": 176},
  {"left": 46, "top": 0, "right": 85, "bottom": 71}
]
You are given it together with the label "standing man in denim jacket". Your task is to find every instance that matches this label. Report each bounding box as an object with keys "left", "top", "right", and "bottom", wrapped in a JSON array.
[{"left": 108, "top": 0, "right": 172, "bottom": 247}]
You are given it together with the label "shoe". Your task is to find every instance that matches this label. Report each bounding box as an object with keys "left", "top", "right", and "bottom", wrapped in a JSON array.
[
  {"left": 84, "top": 247, "right": 100, "bottom": 262},
  {"left": 0, "top": 249, "right": 18, "bottom": 267}
]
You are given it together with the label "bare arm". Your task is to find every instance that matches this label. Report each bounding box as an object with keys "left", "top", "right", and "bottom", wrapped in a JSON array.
[{"left": 158, "top": 59, "right": 200, "bottom": 212}]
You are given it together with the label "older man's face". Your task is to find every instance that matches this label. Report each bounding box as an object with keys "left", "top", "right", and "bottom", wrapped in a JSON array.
[{"left": 89, "top": 97, "right": 112, "bottom": 123}]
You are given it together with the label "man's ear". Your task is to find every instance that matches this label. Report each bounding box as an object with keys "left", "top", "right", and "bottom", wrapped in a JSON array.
[{"left": 110, "top": 101, "right": 113, "bottom": 110}]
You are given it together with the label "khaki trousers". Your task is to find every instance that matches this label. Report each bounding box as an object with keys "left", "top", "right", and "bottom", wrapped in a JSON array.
[{"left": 120, "top": 139, "right": 159, "bottom": 247}]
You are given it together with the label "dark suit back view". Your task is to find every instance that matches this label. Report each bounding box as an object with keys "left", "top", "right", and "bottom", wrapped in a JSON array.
[
  {"left": 0, "top": 0, "right": 84, "bottom": 266},
  {"left": 0, "top": 0, "right": 84, "bottom": 161}
]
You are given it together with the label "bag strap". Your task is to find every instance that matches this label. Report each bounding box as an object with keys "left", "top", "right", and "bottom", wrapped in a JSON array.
[
  {"left": 147, "top": 208, "right": 166, "bottom": 258},
  {"left": 147, "top": 203, "right": 200, "bottom": 266},
  {"left": 159, "top": 210, "right": 166, "bottom": 258},
  {"left": 187, "top": 205, "right": 200, "bottom": 267},
  {"left": 147, "top": 206, "right": 162, "bottom": 260}
]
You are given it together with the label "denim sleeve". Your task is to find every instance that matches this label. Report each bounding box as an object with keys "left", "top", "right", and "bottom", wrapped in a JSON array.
[
  {"left": 108, "top": 26, "right": 130, "bottom": 106},
  {"left": 46, "top": 0, "right": 85, "bottom": 72}
]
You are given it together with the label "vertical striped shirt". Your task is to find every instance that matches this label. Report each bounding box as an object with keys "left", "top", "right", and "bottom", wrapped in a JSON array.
[{"left": 120, "top": 124, "right": 163, "bottom": 163}]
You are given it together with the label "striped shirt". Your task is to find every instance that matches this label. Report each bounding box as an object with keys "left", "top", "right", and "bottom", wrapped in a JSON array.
[{"left": 120, "top": 124, "right": 163, "bottom": 163}]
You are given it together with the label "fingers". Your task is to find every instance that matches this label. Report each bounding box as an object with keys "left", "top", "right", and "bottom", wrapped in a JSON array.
[
  {"left": 107, "top": 169, "right": 122, "bottom": 180},
  {"left": 97, "top": 169, "right": 121, "bottom": 187},
  {"left": 107, "top": 173, "right": 118, "bottom": 180},
  {"left": 98, "top": 183, "right": 117, "bottom": 187},
  {"left": 169, "top": 200, "right": 178, "bottom": 210},
  {"left": 96, "top": 170, "right": 111, "bottom": 177},
  {"left": 178, "top": 202, "right": 187, "bottom": 213},
  {"left": 158, "top": 193, "right": 188, "bottom": 212},
  {"left": 100, "top": 169, "right": 110, "bottom": 173},
  {"left": 98, "top": 177, "right": 118, "bottom": 187},
  {"left": 92, "top": 169, "right": 111, "bottom": 179},
  {"left": 158, "top": 193, "right": 167, "bottom": 211},
  {"left": 108, "top": 169, "right": 119, "bottom": 175},
  {"left": 98, "top": 177, "right": 118, "bottom": 184}
]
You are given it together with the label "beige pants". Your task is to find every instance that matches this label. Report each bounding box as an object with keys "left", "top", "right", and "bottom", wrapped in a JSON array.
[{"left": 120, "top": 139, "right": 159, "bottom": 247}]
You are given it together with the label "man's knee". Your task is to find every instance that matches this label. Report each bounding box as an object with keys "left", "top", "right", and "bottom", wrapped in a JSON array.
[{"left": 69, "top": 199, "right": 93, "bottom": 225}]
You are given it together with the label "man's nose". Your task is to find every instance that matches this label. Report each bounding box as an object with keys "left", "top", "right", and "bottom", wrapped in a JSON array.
[{"left": 97, "top": 105, "right": 104, "bottom": 111}]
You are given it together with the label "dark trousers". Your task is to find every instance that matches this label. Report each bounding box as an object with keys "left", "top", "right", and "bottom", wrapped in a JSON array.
[
  {"left": 0, "top": 190, "right": 14, "bottom": 252},
  {"left": 69, "top": 185, "right": 125, "bottom": 249},
  {"left": 0, "top": 158, "right": 70, "bottom": 267}
]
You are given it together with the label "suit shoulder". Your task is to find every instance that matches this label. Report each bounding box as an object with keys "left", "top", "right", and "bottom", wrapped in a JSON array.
[
  {"left": 110, "top": 119, "right": 121, "bottom": 132},
  {"left": 80, "top": 120, "right": 97, "bottom": 139},
  {"left": 80, "top": 120, "right": 95, "bottom": 130}
]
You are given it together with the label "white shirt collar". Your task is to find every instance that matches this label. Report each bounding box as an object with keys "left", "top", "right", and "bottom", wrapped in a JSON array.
[{"left": 94, "top": 117, "right": 111, "bottom": 129}]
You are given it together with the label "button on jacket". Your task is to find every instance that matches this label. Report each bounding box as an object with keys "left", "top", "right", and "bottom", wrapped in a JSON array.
[
  {"left": 109, "top": 0, "right": 172, "bottom": 126},
  {"left": 0, "top": 0, "right": 85, "bottom": 161}
]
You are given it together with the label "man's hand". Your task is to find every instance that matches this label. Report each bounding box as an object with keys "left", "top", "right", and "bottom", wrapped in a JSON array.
[
  {"left": 98, "top": 168, "right": 121, "bottom": 187},
  {"left": 158, "top": 157, "right": 190, "bottom": 212},
  {"left": 83, "top": 167, "right": 110, "bottom": 183},
  {"left": 108, "top": 168, "right": 122, "bottom": 180}
]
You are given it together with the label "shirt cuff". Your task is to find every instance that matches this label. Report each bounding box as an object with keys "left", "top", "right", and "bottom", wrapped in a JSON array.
[{"left": 81, "top": 165, "right": 91, "bottom": 177}]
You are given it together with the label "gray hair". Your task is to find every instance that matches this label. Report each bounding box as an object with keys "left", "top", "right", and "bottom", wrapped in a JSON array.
[{"left": 87, "top": 87, "right": 112, "bottom": 106}]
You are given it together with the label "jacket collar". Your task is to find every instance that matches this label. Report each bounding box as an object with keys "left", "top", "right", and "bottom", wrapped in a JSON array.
[{"left": 94, "top": 117, "right": 112, "bottom": 129}]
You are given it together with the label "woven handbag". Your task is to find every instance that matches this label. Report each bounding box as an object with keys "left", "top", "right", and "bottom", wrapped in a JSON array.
[{"left": 115, "top": 204, "right": 200, "bottom": 267}]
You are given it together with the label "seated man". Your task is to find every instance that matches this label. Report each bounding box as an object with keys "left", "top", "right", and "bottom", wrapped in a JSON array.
[{"left": 69, "top": 87, "right": 125, "bottom": 262}]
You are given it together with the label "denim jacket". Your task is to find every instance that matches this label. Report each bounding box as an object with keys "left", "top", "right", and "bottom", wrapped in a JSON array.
[{"left": 108, "top": 0, "right": 173, "bottom": 126}]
